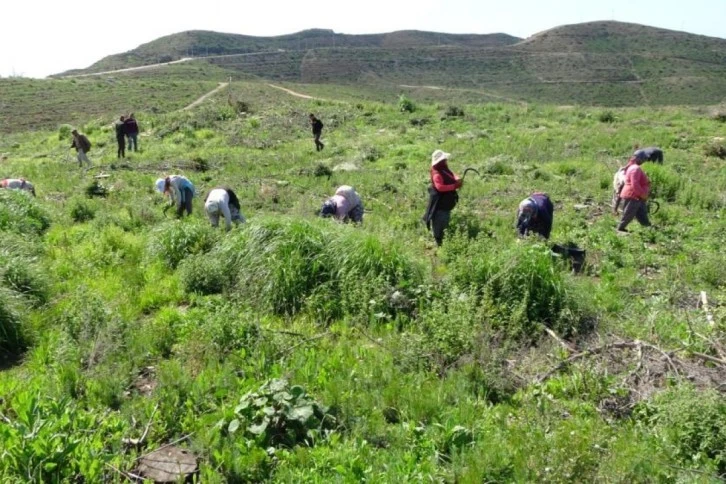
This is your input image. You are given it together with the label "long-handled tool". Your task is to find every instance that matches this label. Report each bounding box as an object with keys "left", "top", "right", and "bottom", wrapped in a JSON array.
[
  {"left": 647, "top": 200, "right": 660, "bottom": 214},
  {"left": 461, "top": 167, "right": 481, "bottom": 180}
]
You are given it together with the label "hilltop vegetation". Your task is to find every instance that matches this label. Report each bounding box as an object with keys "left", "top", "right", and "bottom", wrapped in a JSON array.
[
  {"left": 56, "top": 21, "right": 726, "bottom": 106},
  {"left": 0, "top": 80, "right": 725, "bottom": 481}
]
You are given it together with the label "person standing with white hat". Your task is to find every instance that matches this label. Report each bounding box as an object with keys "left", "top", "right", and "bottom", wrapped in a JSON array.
[
  {"left": 423, "top": 149, "right": 462, "bottom": 246},
  {"left": 155, "top": 175, "right": 195, "bottom": 218}
]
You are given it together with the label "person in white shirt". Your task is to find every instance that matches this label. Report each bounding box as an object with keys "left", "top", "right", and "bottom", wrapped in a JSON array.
[{"left": 204, "top": 187, "right": 246, "bottom": 230}]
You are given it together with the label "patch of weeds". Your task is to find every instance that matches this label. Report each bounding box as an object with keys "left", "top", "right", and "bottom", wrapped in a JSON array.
[
  {"left": 599, "top": 111, "right": 616, "bottom": 123},
  {"left": 70, "top": 199, "right": 95, "bottom": 223},
  {"left": 398, "top": 95, "right": 416, "bottom": 113},
  {"left": 145, "top": 220, "right": 218, "bottom": 269}
]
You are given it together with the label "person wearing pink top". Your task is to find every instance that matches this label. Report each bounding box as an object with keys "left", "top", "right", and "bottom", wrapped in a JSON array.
[
  {"left": 319, "top": 185, "right": 364, "bottom": 223},
  {"left": 617, "top": 151, "right": 651, "bottom": 232}
]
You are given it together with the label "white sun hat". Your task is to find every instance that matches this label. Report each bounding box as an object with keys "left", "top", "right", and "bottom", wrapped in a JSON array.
[
  {"left": 155, "top": 178, "right": 166, "bottom": 193},
  {"left": 431, "top": 149, "right": 450, "bottom": 167}
]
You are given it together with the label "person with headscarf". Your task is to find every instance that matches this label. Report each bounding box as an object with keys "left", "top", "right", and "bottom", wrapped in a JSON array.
[
  {"left": 155, "top": 175, "right": 195, "bottom": 218},
  {"left": 204, "top": 187, "right": 246, "bottom": 230},
  {"left": 617, "top": 151, "right": 651, "bottom": 232},
  {"left": 319, "top": 185, "right": 364, "bottom": 223},
  {"left": 423, "top": 149, "right": 462, "bottom": 246},
  {"left": 516, "top": 193, "right": 554, "bottom": 239}
]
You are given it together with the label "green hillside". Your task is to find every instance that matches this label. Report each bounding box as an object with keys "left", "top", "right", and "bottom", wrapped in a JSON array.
[
  {"left": 1, "top": 81, "right": 725, "bottom": 481},
  {"left": 56, "top": 21, "right": 726, "bottom": 106}
]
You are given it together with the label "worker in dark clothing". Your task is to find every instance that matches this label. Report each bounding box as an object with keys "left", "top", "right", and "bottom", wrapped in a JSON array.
[
  {"left": 633, "top": 147, "right": 663, "bottom": 164},
  {"left": 309, "top": 114, "right": 324, "bottom": 151},
  {"left": 423, "top": 149, "right": 462, "bottom": 246},
  {"left": 115, "top": 116, "right": 126, "bottom": 158},
  {"left": 125, "top": 113, "right": 139, "bottom": 152},
  {"left": 516, "top": 193, "right": 554, "bottom": 239}
]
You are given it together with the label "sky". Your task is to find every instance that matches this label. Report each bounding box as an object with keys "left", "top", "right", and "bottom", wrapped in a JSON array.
[{"left": 2, "top": 0, "right": 725, "bottom": 78}]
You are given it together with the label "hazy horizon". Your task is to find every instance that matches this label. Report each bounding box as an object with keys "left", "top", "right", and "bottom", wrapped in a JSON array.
[{"left": 2, "top": 0, "right": 725, "bottom": 78}]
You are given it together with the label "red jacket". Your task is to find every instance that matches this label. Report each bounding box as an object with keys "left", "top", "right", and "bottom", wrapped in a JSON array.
[
  {"left": 431, "top": 163, "right": 461, "bottom": 192},
  {"left": 620, "top": 162, "right": 650, "bottom": 201}
]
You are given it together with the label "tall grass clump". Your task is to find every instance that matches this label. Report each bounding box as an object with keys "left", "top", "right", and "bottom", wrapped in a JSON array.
[
  {"left": 644, "top": 164, "right": 682, "bottom": 202},
  {"left": 0, "top": 190, "right": 50, "bottom": 236},
  {"left": 214, "top": 218, "right": 423, "bottom": 320},
  {"left": 0, "top": 288, "right": 25, "bottom": 355},
  {"left": 444, "top": 238, "right": 585, "bottom": 339},
  {"left": 146, "top": 220, "right": 218, "bottom": 268}
]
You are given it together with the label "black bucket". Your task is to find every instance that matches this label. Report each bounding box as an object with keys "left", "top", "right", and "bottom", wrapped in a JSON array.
[{"left": 551, "top": 244, "right": 586, "bottom": 274}]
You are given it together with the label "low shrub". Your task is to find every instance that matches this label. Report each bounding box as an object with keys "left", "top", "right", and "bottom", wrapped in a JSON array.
[
  {"left": 0, "top": 253, "right": 48, "bottom": 305},
  {"left": 599, "top": 111, "right": 615, "bottom": 123},
  {"left": 636, "top": 386, "right": 726, "bottom": 473},
  {"left": 398, "top": 95, "right": 416, "bottom": 113},
  {"left": 70, "top": 199, "right": 96, "bottom": 223},
  {"left": 445, "top": 241, "right": 585, "bottom": 339},
  {"left": 0, "top": 288, "right": 25, "bottom": 355},
  {"left": 178, "top": 253, "right": 228, "bottom": 295},
  {"left": 0, "top": 190, "right": 51, "bottom": 236},
  {"left": 146, "top": 220, "right": 218, "bottom": 269},
  {"left": 704, "top": 141, "right": 726, "bottom": 159},
  {"left": 444, "top": 105, "right": 465, "bottom": 117},
  {"left": 644, "top": 164, "right": 682, "bottom": 202}
]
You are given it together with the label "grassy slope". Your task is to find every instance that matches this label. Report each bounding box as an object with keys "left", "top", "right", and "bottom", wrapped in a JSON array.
[
  {"left": 57, "top": 21, "right": 726, "bottom": 107},
  {"left": 0, "top": 82, "right": 725, "bottom": 481}
]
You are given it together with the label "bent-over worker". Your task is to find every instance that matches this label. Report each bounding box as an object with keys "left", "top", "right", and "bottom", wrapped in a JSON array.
[
  {"left": 155, "top": 175, "right": 195, "bottom": 218},
  {"left": 204, "top": 187, "right": 246, "bottom": 230},
  {"left": 1, "top": 178, "right": 36, "bottom": 196},
  {"left": 319, "top": 185, "right": 364, "bottom": 223},
  {"left": 516, "top": 193, "right": 554, "bottom": 239}
]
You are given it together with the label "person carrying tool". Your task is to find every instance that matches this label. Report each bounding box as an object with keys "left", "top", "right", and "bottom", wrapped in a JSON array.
[
  {"left": 309, "top": 114, "right": 324, "bottom": 152},
  {"left": 633, "top": 146, "right": 664, "bottom": 164},
  {"left": 155, "top": 175, "right": 195, "bottom": 218},
  {"left": 319, "top": 185, "right": 364, "bottom": 223},
  {"left": 115, "top": 116, "right": 126, "bottom": 158},
  {"left": 423, "top": 149, "right": 462, "bottom": 246},
  {"left": 516, "top": 193, "right": 554, "bottom": 239},
  {"left": 1, "top": 178, "right": 36, "bottom": 196},
  {"left": 617, "top": 151, "right": 651, "bottom": 233},
  {"left": 204, "top": 187, "right": 246, "bottom": 230},
  {"left": 70, "top": 129, "right": 92, "bottom": 168}
]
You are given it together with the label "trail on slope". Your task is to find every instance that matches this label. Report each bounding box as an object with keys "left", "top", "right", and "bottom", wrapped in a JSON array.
[
  {"left": 267, "top": 84, "right": 326, "bottom": 100},
  {"left": 182, "top": 82, "right": 229, "bottom": 110},
  {"left": 399, "top": 84, "right": 526, "bottom": 105},
  {"left": 61, "top": 58, "right": 195, "bottom": 78}
]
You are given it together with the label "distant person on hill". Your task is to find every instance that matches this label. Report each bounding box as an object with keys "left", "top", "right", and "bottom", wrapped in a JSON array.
[
  {"left": 309, "top": 114, "right": 324, "bottom": 152},
  {"left": 125, "top": 113, "right": 139, "bottom": 152},
  {"left": 204, "top": 187, "right": 246, "bottom": 230},
  {"left": 516, "top": 193, "right": 554, "bottom": 239},
  {"left": 319, "top": 185, "right": 364, "bottom": 223},
  {"left": 1, "top": 178, "right": 36, "bottom": 196},
  {"left": 115, "top": 116, "right": 126, "bottom": 158},
  {"left": 423, "top": 149, "right": 462, "bottom": 246},
  {"left": 633, "top": 146, "right": 663, "bottom": 164},
  {"left": 70, "top": 129, "right": 92, "bottom": 168},
  {"left": 155, "top": 175, "right": 195, "bottom": 218},
  {"left": 617, "top": 151, "right": 651, "bottom": 233}
]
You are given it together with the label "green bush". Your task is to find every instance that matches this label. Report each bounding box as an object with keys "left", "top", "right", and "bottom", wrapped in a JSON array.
[
  {"left": 178, "top": 253, "right": 228, "bottom": 295},
  {"left": 0, "top": 288, "right": 25, "bottom": 355},
  {"left": 637, "top": 386, "right": 726, "bottom": 473},
  {"left": 0, "top": 253, "right": 48, "bottom": 305},
  {"left": 398, "top": 95, "right": 416, "bottom": 113},
  {"left": 599, "top": 111, "right": 615, "bottom": 123},
  {"left": 218, "top": 379, "right": 338, "bottom": 448},
  {"left": 704, "top": 141, "right": 726, "bottom": 159},
  {"left": 146, "top": 220, "right": 218, "bottom": 269},
  {"left": 446, "top": 241, "right": 585, "bottom": 338},
  {"left": 644, "top": 164, "right": 682, "bottom": 202},
  {"left": 0, "top": 190, "right": 51, "bottom": 236},
  {"left": 214, "top": 219, "right": 422, "bottom": 319},
  {"left": 70, "top": 199, "right": 96, "bottom": 223}
]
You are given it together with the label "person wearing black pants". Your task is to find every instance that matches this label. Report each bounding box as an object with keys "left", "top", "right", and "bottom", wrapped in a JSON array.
[
  {"left": 309, "top": 114, "right": 324, "bottom": 151},
  {"left": 115, "top": 116, "right": 126, "bottom": 158}
]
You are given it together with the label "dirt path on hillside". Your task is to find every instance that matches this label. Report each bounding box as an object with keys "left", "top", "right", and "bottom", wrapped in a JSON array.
[
  {"left": 62, "top": 58, "right": 195, "bottom": 78},
  {"left": 267, "top": 84, "right": 326, "bottom": 100},
  {"left": 399, "top": 84, "right": 526, "bottom": 104},
  {"left": 182, "top": 82, "right": 229, "bottom": 110}
]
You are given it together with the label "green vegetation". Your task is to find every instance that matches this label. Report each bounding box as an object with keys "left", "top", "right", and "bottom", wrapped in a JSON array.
[{"left": 0, "top": 80, "right": 725, "bottom": 481}]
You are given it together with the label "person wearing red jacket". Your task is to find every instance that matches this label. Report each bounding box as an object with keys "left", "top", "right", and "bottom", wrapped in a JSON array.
[
  {"left": 617, "top": 151, "right": 651, "bottom": 232},
  {"left": 423, "top": 149, "right": 462, "bottom": 246}
]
